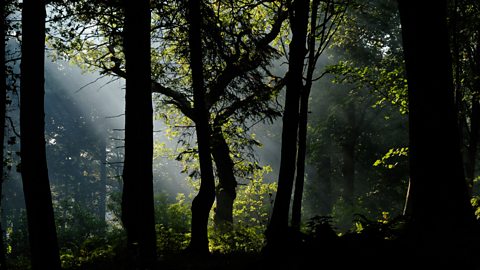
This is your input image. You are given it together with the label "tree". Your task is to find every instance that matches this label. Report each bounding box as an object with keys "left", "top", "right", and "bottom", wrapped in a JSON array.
[
  {"left": 121, "top": 0, "right": 157, "bottom": 267},
  {"left": 0, "top": 0, "right": 7, "bottom": 267},
  {"left": 398, "top": 0, "right": 478, "bottom": 259},
  {"left": 291, "top": 0, "right": 347, "bottom": 229},
  {"left": 304, "top": 0, "right": 408, "bottom": 227},
  {"left": 266, "top": 0, "right": 309, "bottom": 249},
  {"left": 450, "top": 0, "right": 480, "bottom": 195},
  {"left": 19, "top": 0, "right": 61, "bottom": 268},
  {"left": 186, "top": 0, "right": 216, "bottom": 255}
]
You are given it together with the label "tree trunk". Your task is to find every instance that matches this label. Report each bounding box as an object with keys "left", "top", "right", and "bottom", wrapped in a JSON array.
[
  {"left": 291, "top": 82, "right": 309, "bottom": 230},
  {"left": 398, "top": 0, "right": 477, "bottom": 257},
  {"left": 320, "top": 156, "right": 333, "bottom": 214},
  {"left": 0, "top": 0, "right": 7, "bottom": 267},
  {"left": 291, "top": 0, "right": 321, "bottom": 230},
  {"left": 266, "top": 0, "right": 309, "bottom": 250},
  {"left": 341, "top": 142, "right": 355, "bottom": 207},
  {"left": 465, "top": 33, "right": 480, "bottom": 195},
  {"left": 187, "top": 0, "right": 216, "bottom": 255},
  {"left": 465, "top": 94, "right": 479, "bottom": 195},
  {"left": 98, "top": 137, "right": 107, "bottom": 227},
  {"left": 211, "top": 127, "right": 236, "bottom": 231},
  {"left": 20, "top": 0, "right": 61, "bottom": 269},
  {"left": 121, "top": 0, "right": 157, "bottom": 267},
  {"left": 342, "top": 102, "right": 356, "bottom": 207}
]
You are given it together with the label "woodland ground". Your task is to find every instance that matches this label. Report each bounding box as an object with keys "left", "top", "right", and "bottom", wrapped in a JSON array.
[{"left": 153, "top": 238, "right": 480, "bottom": 270}]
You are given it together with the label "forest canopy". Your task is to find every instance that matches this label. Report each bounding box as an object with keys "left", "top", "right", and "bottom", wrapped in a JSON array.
[{"left": 1, "top": 0, "right": 479, "bottom": 269}]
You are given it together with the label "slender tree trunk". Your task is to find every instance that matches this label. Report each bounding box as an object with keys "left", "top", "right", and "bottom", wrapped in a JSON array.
[
  {"left": 291, "top": 82, "right": 309, "bottom": 230},
  {"left": 398, "top": 0, "right": 477, "bottom": 257},
  {"left": 465, "top": 94, "right": 479, "bottom": 195},
  {"left": 342, "top": 103, "right": 356, "bottom": 207},
  {"left": 0, "top": 1, "right": 7, "bottom": 267},
  {"left": 320, "top": 156, "right": 333, "bottom": 214},
  {"left": 98, "top": 137, "right": 107, "bottom": 227},
  {"left": 465, "top": 35, "right": 480, "bottom": 195},
  {"left": 20, "top": 0, "right": 61, "bottom": 269},
  {"left": 291, "top": 0, "right": 321, "bottom": 230},
  {"left": 341, "top": 142, "right": 355, "bottom": 206},
  {"left": 187, "top": 0, "right": 216, "bottom": 255},
  {"left": 266, "top": 0, "right": 309, "bottom": 249},
  {"left": 211, "top": 127, "right": 236, "bottom": 231},
  {"left": 121, "top": 0, "right": 157, "bottom": 267}
]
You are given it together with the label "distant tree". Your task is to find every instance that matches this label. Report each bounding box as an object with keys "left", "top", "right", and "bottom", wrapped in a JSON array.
[
  {"left": 304, "top": 0, "right": 408, "bottom": 226},
  {"left": 450, "top": 0, "right": 480, "bottom": 195},
  {"left": 186, "top": 0, "right": 216, "bottom": 255},
  {"left": 19, "top": 0, "right": 61, "bottom": 268},
  {"left": 398, "top": 0, "right": 478, "bottom": 258},
  {"left": 120, "top": 0, "right": 157, "bottom": 267}
]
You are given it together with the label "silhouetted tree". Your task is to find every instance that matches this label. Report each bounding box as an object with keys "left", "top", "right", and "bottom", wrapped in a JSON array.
[
  {"left": 120, "top": 0, "right": 157, "bottom": 267},
  {"left": 266, "top": 0, "right": 309, "bottom": 249},
  {"left": 398, "top": 0, "right": 478, "bottom": 259},
  {"left": 187, "top": 0, "right": 216, "bottom": 255},
  {"left": 0, "top": 1, "right": 7, "bottom": 268},
  {"left": 19, "top": 0, "right": 61, "bottom": 269},
  {"left": 291, "top": 0, "right": 347, "bottom": 229}
]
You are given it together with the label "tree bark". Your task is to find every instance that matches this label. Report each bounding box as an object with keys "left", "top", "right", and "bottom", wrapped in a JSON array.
[
  {"left": 266, "top": 0, "right": 309, "bottom": 249},
  {"left": 187, "top": 0, "right": 216, "bottom": 255},
  {"left": 121, "top": 0, "right": 157, "bottom": 267},
  {"left": 20, "top": 0, "right": 61, "bottom": 269},
  {"left": 211, "top": 127, "right": 236, "bottom": 231},
  {"left": 398, "top": 0, "right": 477, "bottom": 256}
]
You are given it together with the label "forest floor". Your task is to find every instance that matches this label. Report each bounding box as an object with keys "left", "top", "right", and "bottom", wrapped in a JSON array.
[{"left": 154, "top": 239, "right": 480, "bottom": 270}]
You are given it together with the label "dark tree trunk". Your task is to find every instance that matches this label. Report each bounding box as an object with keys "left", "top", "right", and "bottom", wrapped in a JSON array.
[
  {"left": 291, "top": 76, "right": 310, "bottom": 231},
  {"left": 342, "top": 102, "right": 356, "bottom": 207},
  {"left": 20, "top": 0, "right": 61, "bottom": 269},
  {"left": 291, "top": 0, "right": 321, "bottom": 230},
  {"left": 121, "top": 0, "right": 157, "bottom": 267},
  {"left": 266, "top": 0, "right": 309, "bottom": 249},
  {"left": 398, "top": 0, "right": 477, "bottom": 257},
  {"left": 465, "top": 34, "right": 480, "bottom": 194},
  {"left": 465, "top": 94, "right": 479, "bottom": 194},
  {"left": 211, "top": 127, "right": 236, "bottom": 231},
  {"left": 0, "top": 0, "right": 7, "bottom": 267},
  {"left": 187, "top": 0, "right": 216, "bottom": 255},
  {"left": 341, "top": 142, "right": 355, "bottom": 207},
  {"left": 320, "top": 156, "right": 333, "bottom": 214},
  {"left": 98, "top": 137, "right": 107, "bottom": 226}
]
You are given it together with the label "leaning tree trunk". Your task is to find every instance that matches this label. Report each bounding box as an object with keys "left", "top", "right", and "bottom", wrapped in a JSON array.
[
  {"left": 398, "top": 0, "right": 477, "bottom": 259},
  {"left": 20, "top": 0, "right": 61, "bottom": 269},
  {"left": 266, "top": 0, "right": 309, "bottom": 251},
  {"left": 187, "top": 0, "right": 216, "bottom": 255},
  {"left": 121, "top": 0, "right": 157, "bottom": 267},
  {"left": 211, "top": 127, "right": 237, "bottom": 231}
]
